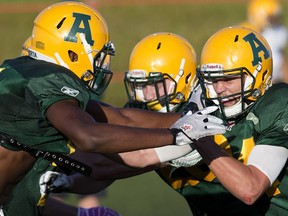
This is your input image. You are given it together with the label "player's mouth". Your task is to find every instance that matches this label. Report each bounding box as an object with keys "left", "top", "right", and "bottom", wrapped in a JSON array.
[{"left": 221, "top": 97, "right": 239, "bottom": 107}]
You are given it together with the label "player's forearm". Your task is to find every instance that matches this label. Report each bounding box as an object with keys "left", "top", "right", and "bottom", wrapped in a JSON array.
[
  {"left": 68, "top": 174, "right": 114, "bottom": 194},
  {"left": 76, "top": 125, "right": 174, "bottom": 153},
  {"left": 118, "top": 149, "right": 162, "bottom": 168},
  {"left": 208, "top": 156, "right": 267, "bottom": 205},
  {"left": 193, "top": 137, "right": 269, "bottom": 205},
  {"left": 94, "top": 101, "right": 180, "bottom": 128},
  {"left": 116, "top": 106, "right": 181, "bottom": 128}
]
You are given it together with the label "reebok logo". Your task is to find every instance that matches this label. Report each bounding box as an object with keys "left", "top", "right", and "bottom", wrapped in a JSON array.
[{"left": 61, "top": 86, "right": 79, "bottom": 97}]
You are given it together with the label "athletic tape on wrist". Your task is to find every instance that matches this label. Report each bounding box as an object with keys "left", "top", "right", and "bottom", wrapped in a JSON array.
[{"left": 167, "top": 128, "right": 182, "bottom": 145}]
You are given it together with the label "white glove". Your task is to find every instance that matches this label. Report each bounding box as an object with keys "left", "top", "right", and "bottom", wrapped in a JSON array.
[
  {"left": 39, "top": 171, "right": 72, "bottom": 195},
  {"left": 169, "top": 149, "right": 202, "bottom": 167},
  {"left": 170, "top": 106, "right": 226, "bottom": 145}
]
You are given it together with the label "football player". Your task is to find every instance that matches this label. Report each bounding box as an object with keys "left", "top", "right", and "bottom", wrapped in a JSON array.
[
  {"left": 123, "top": 26, "right": 288, "bottom": 215},
  {"left": 0, "top": 2, "right": 226, "bottom": 216},
  {"left": 158, "top": 26, "right": 288, "bottom": 215}
]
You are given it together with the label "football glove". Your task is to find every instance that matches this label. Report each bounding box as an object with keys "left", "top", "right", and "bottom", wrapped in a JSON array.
[
  {"left": 39, "top": 171, "right": 72, "bottom": 195},
  {"left": 170, "top": 106, "right": 226, "bottom": 145},
  {"left": 169, "top": 149, "right": 202, "bottom": 167}
]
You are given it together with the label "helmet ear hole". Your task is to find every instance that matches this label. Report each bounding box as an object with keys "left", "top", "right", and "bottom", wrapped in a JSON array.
[{"left": 68, "top": 50, "right": 78, "bottom": 62}]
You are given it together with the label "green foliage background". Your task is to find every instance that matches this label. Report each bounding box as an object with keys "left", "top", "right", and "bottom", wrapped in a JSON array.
[{"left": 0, "top": 1, "right": 288, "bottom": 215}]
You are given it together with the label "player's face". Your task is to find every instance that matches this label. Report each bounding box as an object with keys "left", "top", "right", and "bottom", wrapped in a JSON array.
[
  {"left": 212, "top": 76, "right": 243, "bottom": 107},
  {"left": 142, "top": 79, "right": 174, "bottom": 102}
]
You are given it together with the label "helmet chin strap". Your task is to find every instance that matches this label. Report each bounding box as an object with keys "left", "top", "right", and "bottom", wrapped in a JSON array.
[
  {"left": 158, "top": 104, "right": 176, "bottom": 113},
  {"left": 222, "top": 99, "right": 245, "bottom": 118},
  {"left": 147, "top": 101, "right": 176, "bottom": 113},
  {"left": 135, "top": 89, "right": 146, "bottom": 102}
]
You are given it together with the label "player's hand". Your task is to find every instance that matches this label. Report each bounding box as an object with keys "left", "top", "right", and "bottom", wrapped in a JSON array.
[
  {"left": 39, "top": 171, "right": 72, "bottom": 195},
  {"left": 170, "top": 106, "right": 226, "bottom": 145},
  {"left": 169, "top": 149, "right": 202, "bottom": 167}
]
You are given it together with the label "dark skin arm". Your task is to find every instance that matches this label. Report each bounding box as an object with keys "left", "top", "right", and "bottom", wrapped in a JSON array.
[
  {"left": 85, "top": 100, "right": 178, "bottom": 128},
  {"left": 46, "top": 99, "right": 180, "bottom": 153},
  {"left": 0, "top": 147, "right": 36, "bottom": 204},
  {"left": 69, "top": 150, "right": 157, "bottom": 181},
  {"left": 50, "top": 150, "right": 158, "bottom": 196}
]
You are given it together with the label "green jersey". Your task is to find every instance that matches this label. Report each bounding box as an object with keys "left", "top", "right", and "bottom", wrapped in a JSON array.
[
  {"left": 157, "top": 83, "right": 288, "bottom": 216},
  {"left": 0, "top": 56, "right": 90, "bottom": 154},
  {"left": 0, "top": 56, "right": 91, "bottom": 215}
]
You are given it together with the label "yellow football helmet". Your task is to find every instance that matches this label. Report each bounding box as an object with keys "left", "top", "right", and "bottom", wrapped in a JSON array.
[
  {"left": 124, "top": 32, "right": 197, "bottom": 112},
  {"left": 27, "top": 1, "right": 115, "bottom": 95},
  {"left": 198, "top": 26, "right": 272, "bottom": 120},
  {"left": 247, "top": 0, "right": 282, "bottom": 31}
]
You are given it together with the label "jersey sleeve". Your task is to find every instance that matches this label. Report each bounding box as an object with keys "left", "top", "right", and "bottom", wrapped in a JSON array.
[
  {"left": 26, "top": 71, "right": 90, "bottom": 119},
  {"left": 247, "top": 145, "right": 288, "bottom": 184}
]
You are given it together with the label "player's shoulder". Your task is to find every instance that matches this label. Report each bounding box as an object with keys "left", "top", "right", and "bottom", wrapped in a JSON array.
[
  {"left": 253, "top": 83, "right": 288, "bottom": 117},
  {"left": 264, "top": 83, "right": 288, "bottom": 100},
  {"left": 13, "top": 57, "right": 89, "bottom": 96},
  {"left": 29, "top": 57, "right": 76, "bottom": 77},
  {"left": 4, "top": 56, "right": 75, "bottom": 79}
]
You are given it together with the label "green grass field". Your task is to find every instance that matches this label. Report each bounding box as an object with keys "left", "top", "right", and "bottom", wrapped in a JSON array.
[{"left": 1, "top": 1, "right": 288, "bottom": 215}]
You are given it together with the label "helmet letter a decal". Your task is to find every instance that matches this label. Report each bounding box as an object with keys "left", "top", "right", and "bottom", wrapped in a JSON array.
[
  {"left": 65, "top": 13, "right": 94, "bottom": 46},
  {"left": 243, "top": 33, "right": 270, "bottom": 66}
]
